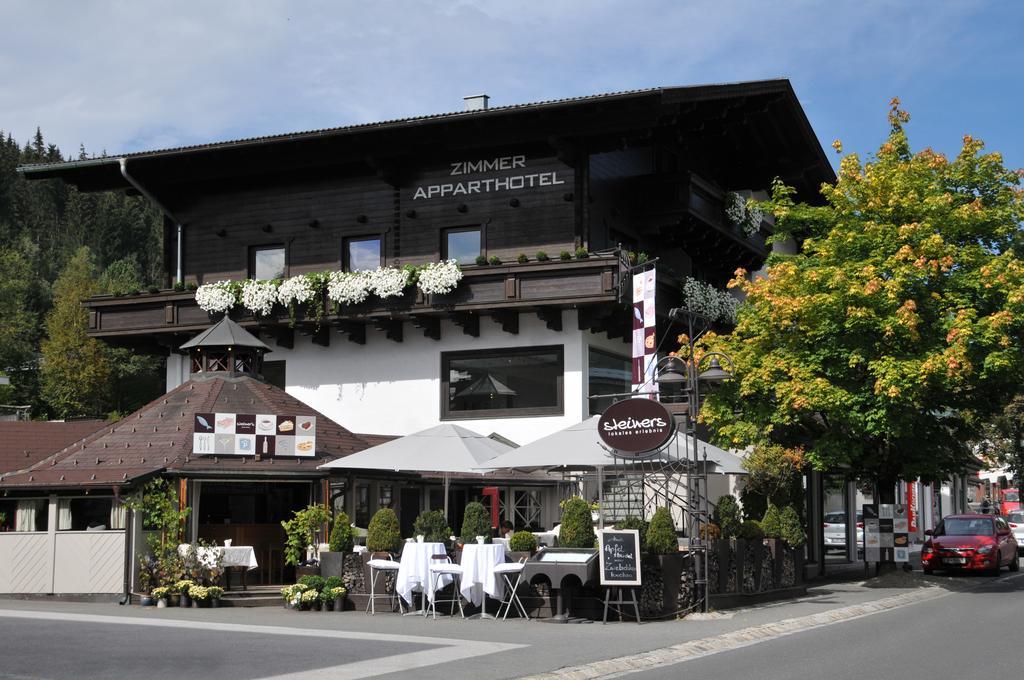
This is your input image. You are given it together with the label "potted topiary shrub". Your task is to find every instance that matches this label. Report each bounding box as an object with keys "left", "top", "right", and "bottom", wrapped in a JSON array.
[
  {"left": 714, "top": 496, "right": 742, "bottom": 540},
  {"left": 507, "top": 530, "right": 537, "bottom": 561},
  {"left": 413, "top": 509, "right": 452, "bottom": 544},
  {"left": 535, "top": 251, "right": 549, "bottom": 262},
  {"left": 517, "top": 253, "right": 529, "bottom": 264},
  {"left": 559, "top": 250, "right": 572, "bottom": 261},
  {"left": 475, "top": 255, "right": 488, "bottom": 266},
  {"left": 320, "top": 511, "right": 354, "bottom": 579},
  {"left": 558, "top": 497, "right": 596, "bottom": 549},
  {"left": 459, "top": 502, "right": 492, "bottom": 546},
  {"left": 488, "top": 255, "right": 502, "bottom": 266},
  {"left": 367, "top": 508, "right": 402, "bottom": 554},
  {"left": 614, "top": 516, "right": 649, "bottom": 553},
  {"left": 646, "top": 507, "right": 682, "bottom": 616}
]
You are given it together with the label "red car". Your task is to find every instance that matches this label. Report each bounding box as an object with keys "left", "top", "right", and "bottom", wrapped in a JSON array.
[
  {"left": 999, "top": 488, "right": 1021, "bottom": 516},
  {"left": 921, "top": 514, "right": 1019, "bottom": 575}
]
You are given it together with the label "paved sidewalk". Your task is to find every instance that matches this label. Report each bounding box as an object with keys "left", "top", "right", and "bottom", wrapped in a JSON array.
[{"left": 0, "top": 572, "right": 977, "bottom": 679}]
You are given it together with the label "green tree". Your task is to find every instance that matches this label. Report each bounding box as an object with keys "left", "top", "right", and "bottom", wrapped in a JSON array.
[
  {"left": 700, "top": 100, "right": 1024, "bottom": 500},
  {"left": 978, "top": 395, "right": 1024, "bottom": 502},
  {"left": 40, "top": 246, "right": 111, "bottom": 417}
]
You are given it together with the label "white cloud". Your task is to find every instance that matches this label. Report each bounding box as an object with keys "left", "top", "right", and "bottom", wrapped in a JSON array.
[{"left": 0, "top": 0, "right": 1015, "bottom": 168}]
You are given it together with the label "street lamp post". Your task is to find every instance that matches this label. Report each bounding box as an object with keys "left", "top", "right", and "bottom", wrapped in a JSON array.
[{"left": 655, "top": 309, "right": 734, "bottom": 613}]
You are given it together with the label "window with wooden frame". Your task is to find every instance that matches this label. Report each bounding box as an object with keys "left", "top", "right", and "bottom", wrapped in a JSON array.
[
  {"left": 249, "top": 244, "right": 286, "bottom": 280},
  {"left": 441, "top": 345, "right": 564, "bottom": 420},
  {"left": 442, "top": 226, "right": 483, "bottom": 265},
  {"left": 343, "top": 235, "right": 382, "bottom": 272}
]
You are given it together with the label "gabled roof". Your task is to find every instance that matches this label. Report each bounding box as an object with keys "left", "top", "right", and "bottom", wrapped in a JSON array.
[
  {"left": 179, "top": 315, "right": 271, "bottom": 352},
  {"left": 15, "top": 80, "right": 835, "bottom": 199},
  {"left": 0, "top": 374, "right": 378, "bottom": 490}
]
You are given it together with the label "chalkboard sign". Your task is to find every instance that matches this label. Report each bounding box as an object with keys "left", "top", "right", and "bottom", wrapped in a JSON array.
[{"left": 598, "top": 529, "right": 642, "bottom": 586}]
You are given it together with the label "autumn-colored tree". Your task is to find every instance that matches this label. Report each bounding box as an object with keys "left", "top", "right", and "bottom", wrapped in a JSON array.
[
  {"left": 40, "top": 246, "right": 111, "bottom": 417},
  {"left": 700, "top": 100, "right": 1024, "bottom": 500}
]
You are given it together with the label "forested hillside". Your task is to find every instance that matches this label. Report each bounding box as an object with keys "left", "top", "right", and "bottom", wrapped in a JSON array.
[{"left": 0, "top": 128, "right": 165, "bottom": 420}]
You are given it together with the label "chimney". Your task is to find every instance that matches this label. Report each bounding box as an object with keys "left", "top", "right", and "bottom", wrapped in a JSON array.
[{"left": 463, "top": 94, "right": 490, "bottom": 112}]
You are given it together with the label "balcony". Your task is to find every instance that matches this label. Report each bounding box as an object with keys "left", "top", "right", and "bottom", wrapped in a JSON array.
[{"left": 84, "top": 254, "right": 627, "bottom": 350}]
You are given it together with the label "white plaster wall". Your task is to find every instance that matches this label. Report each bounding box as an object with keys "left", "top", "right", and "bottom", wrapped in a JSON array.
[{"left": 223, "top": 309, "right": 630, "bottom": 445}]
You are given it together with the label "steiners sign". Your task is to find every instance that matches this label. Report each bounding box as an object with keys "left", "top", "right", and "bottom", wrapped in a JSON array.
[{"left": 598, "top": 398, "right": 675, "bottom": 456}]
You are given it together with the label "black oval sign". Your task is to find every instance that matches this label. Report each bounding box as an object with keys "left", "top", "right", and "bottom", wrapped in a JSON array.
[{"left": 598, "top": 398, "right": 675, "bottom": 456}]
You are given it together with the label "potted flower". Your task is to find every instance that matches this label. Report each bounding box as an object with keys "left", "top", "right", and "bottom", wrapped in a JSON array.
[
  {"left": 152, "top": 586, "right": 170, "bottom": 608},
  {"left": 175, "top": 580, "right": 194, "bottom": 608},
  {"left": 299, "top": 589, "right": 319, "bottom": 611},
  {"left": 188, "top": 584, "right": 211, "bottom": 608},
  {"left": 326, "top": 586, "right": 347, "bottom": 612},
  {"left": 207, "top": 586, "right": 224, "bottom": 608},
  {"left": 281, "top": 583, "right": 309, "bottom": 609}
]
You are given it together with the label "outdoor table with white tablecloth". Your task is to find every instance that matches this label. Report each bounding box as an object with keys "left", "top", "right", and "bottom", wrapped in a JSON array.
[
  {"left": 177, "top": 544, "right": 259, "bottom": 570},
  {"left": 395, "top": 541, "right": 450, "bottom": 605},
  {"left": 459, "top": 542, "right": 506, "bottom": 606},
  {"left": 178, "top": 544, "right": 259, "bottom": 570}
]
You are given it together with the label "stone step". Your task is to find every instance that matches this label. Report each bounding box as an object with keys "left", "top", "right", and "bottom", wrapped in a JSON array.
[{"left": 218, "top": 595, "right": 282, "bottom": 608}]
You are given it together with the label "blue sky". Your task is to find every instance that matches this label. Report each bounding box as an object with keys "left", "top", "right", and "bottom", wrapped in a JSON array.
[{"left": 2, "top": 1, "right": 1022, "bottom": 175}]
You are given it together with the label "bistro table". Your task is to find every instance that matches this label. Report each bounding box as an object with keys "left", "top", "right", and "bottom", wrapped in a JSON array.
[
  {"left": 178, "top": 544, "right": 259, "bottom": 591},
  {"left": 459, "top": 542, "right": 506, "bottom": 619},
  {"left": 396, "top": 541, "right": 449, "bottom": 612}
]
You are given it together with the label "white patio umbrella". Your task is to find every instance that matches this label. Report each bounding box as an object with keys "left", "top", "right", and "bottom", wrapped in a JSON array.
[
  {"left": 319, "top": 423, "right": 513, "bottom": 521},
  {"left": 476, "top": 416, "right": 745, "bottom": 528}
]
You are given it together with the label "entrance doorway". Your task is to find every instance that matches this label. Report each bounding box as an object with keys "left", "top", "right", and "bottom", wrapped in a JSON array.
[
  {"left": 195, "top": 480, "right": 312, "bottom": 584},
  {"left": 400, "top": 487, "right": 421, "bottom": 537}
]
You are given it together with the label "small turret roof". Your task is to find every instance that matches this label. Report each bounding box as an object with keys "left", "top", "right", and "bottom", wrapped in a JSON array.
[{"left": 179, "top": 316, "right": 271, "bottom": 352}]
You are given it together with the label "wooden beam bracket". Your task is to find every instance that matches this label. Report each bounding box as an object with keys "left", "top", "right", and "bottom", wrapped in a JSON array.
[
  {"left": 491, "top": 310, "right": 519, "bottom": 335},
  {"left": 451, "top": 312, "right": 479, "bottom": 337}
]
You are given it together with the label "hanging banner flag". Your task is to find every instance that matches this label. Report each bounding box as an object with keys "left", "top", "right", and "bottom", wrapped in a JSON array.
[{"left": 631, "top": 268, "right": 657, "bottom": 397}]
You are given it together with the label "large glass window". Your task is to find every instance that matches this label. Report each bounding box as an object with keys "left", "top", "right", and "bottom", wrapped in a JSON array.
[
  {"left": 442, "top": 346, "right": 563, "bottom": 419},
  {"left": 588, "top": 348, "right": 631, "bottom": 415},
  {"left": 249, "top": 245, "right": 286, "bottom": 280},
  {"left": 344, "top": 236, "right": 382, "bottom": 272},
  {"left": 443, "top": 227, "right": 482, "bottom": 265},
  {"left": 56, "top": 497, "right": 125, "bottom": 531}
]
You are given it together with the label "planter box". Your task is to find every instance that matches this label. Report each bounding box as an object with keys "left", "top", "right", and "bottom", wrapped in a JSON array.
[
  {"left": 657, "top": 553, "right": 684, "bottom": 615},
  {"left": 320, "top": 552, "right": 344, "bottom": 579},
  {"left": 296, "top": 565, "right": 321, "bottom": 579}
]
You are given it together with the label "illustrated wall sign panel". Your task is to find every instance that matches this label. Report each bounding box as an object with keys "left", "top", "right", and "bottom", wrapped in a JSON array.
[{"left": 193, "top": 412, "right": 316, "bottom": 456}]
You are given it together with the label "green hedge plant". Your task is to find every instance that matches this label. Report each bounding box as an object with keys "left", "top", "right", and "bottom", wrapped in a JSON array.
[
  {"left": 328, "top": 511, "right": 354, "bottom": 553},
  {"left": 759, "top": 504, "right": 783, "bottom": 539},
  {"left": 646, "top": 507, "right": 678, "bottom": 555},
  {"left": 298, "top": 574, "right": 325, "bottom": 592},
  {"left": 559, "top": 497, "right": 596, "bottom": 549},
  {"left": 779, "top": 505, "right": 806, "bottom": 548},
  {"left": 736, "top": 520, "right": 765, "bottom": 541},
  {"left": 367, "top": 508, "right": 402, "bottom": 554},
  {"left": 508, "top": 530, "right": 537, "bottom": 553},
  {"left": 459, "top": 502, "right": 492, "bottom": 544},
  {"left": 715, "top": 495, "right": 742, "bottom": 539},
  {"left": 412, "top": 509, "right": 452, "bottom": 543}
]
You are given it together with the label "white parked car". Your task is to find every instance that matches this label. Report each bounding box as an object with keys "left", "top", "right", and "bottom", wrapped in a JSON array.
[
  {"left": 1006, "top": 511, "right": 1024, "bottom": 554},
  {"left": 824, "top": 511, "right": 864, "bottom": 552}
]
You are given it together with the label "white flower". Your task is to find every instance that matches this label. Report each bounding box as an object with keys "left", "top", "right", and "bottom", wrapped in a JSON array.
[
  {"left": 682, "top": 277, "right": 739, "bottom": 324},
  {"left": 241, "top": 279, "right": 278, "bottom": 316},
  {"left": 366, "top": 267, "right": 409, "bottom": 299},
  {"left": 416, "top": 260, "right": 463, "bottom": 296},
  {"left": 194, "top": 281, "right": 236, "bottom": 314},
  {"left": 277, "top": 275, "right": 316, "bottom": 307},
  {"left": 327, "top": 271, "right": 370, "bottom": 305}
]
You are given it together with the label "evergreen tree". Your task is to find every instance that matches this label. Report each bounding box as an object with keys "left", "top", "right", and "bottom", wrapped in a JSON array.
[{"left": 40, "top": 246, "right": 111, "bottom": 417}]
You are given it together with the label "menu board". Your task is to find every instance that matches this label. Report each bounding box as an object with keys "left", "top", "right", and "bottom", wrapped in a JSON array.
[
  {"left": 192, "top": 412, "right": 316, "bottom": 457},
  {"left": 598, "top": 529, "right": 642, "bottom": 586}
]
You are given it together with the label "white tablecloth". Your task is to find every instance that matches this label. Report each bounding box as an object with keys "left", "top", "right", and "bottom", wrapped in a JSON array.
[
  {"left": 459, "top": 542, "right": 506, "bottom": 606},
  {"left": 178, "top": 545, "right": 259, "bottom": 570},
  {"left": 395, "top": 542, "right": 449, "bottom": 604}
]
